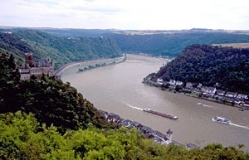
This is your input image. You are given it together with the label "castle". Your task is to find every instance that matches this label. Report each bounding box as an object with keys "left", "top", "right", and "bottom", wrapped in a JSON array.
[{"left": 18, "top": 53, "right": 54, "bottom": 80}]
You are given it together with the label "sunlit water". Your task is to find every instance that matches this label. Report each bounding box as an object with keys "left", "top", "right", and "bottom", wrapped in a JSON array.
[{"left": 62, "top": 54, "right": 249, "bottom": 150}]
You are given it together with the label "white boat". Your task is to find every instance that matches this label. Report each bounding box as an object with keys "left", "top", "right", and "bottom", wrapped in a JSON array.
[{"left": 212, "top": 116, "right": 231, "bottom": 124}]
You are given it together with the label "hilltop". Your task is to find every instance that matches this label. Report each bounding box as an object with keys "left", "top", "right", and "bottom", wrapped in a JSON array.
[
  {"left": 105, "top": 32, "right": 249, "bottom": 57},
  {"left": 155, "top": 44, "right": 249, "bottom": 94},
  {"left": 0, "top": 30, "right": 121, "bottom": 69}
]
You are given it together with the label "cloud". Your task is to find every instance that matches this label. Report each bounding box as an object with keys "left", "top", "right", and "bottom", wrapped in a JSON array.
[{"left": 0, "top": 0, "right": 249, "bottom": 29}]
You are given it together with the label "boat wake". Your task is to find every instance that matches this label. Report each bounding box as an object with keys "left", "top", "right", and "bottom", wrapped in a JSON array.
[
  {"left": 125, "top": 103, "right": 143, "bottom": 111},
  {"left": 197, "top": 103, "right": 215, "bottom": 108},
  {"left": 230, "top": 123, "right": 249, "bottom": 130}
]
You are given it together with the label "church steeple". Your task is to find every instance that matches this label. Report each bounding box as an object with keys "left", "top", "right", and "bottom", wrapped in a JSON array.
[{"left": 166, "top": 128, "right": 173, "bottom": 141}]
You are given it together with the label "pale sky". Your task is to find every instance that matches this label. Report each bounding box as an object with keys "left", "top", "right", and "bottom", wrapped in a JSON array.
[{"left": 1, "top": 0, "right": 249, "bottom": 30}]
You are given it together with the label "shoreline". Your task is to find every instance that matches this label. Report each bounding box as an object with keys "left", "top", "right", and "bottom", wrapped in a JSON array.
[
  {"left": 54, "top": 54, "right": 126, "bottom": 77},
  {"left": 59, "top": 54, "right": 189, "bottom": 148},
  {"left": 143, "top": 78, "right": 248, "bottom": 111}
]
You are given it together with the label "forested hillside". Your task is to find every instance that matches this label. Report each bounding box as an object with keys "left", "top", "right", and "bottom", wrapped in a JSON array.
[
  {"left": 2, "top": 28, "right": 249, "bottom": 62},
  {"left": 0, "top": 53, "right": 111, "bottom": 132},
  {"left": 0, "top": 30, "right": 122, "bottom": 69},
  {"left": 1, "top": 53, "right": 249, "bottom": 159},
  {"left": 155, "top": 44, "right": 249, "bottom": 93},
  {"left": 106, "top": 33, "right": 249, "bottom": 57},
  {"left": 0, "top": 33, "right": 36, "bottom": 65}
]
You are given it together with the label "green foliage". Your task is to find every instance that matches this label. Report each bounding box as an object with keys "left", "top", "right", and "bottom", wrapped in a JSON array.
[
  {"left": 0, "top": 53, "right": 20, "bottom": 112},
  {"left": 156, "top": 44, "right": 249, "bottom": 94},
  {"left": 0, "top": 53, "right": 112, "bottom": 133},
  {"left": 107, "top": 33, "right": 249, "bottom": 57},
  {"left": 1, "top": 113, "right": 248, "bottom": 159},
  {"left": 0, "top": 33, "right": 35, "bottom": 63},
  {"left": 0, "top": 30, "right": 121, "bottom": 70},
  {"left": 12, "top": 30, "right": 121, "bottom": 69},
  {"left": 0, "top": 54, "right": 248, "bottom": 158},
  {"left": 0, "top": 112, "right": 75, "bottom": 160}
]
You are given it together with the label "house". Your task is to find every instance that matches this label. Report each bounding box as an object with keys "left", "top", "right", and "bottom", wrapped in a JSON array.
[
  {"left": 18, "top": 68, "right": 30, "bottom": 80},
  {"left": 130, "top": 121, "right": 143, "bottom": 130},
  {"left": 107, "top": 113, "right": 121, "bottom": 123},
  {"left": 225, "top": 92, "right": 237, "bottom": 98},
  {"left": 197, "top": 83, "right": 202, "bottom": 89},
  {"left": 236, "top": 94, "right": 248, "bottom": 100},
  {"left": 176, "top": 81, "right": 183, "bottom": 86},
  {"left": 169, "top": 79, "right": 176, "bottom": 86},
  {"left": 201, "top": 86, "right": 216, "bottom": 95},
  {"left": 166, "top": 129, "right": 173, "bottom": 142},
  {"left": 244, "top": 100, "right": 249, "bottom": 108},
  {"left": 18, "top": 53, "right": 54, "bottom": 80},
  {"left": 157, "top": 78, "right": 163, "bottom": 85},
  {"left": 185, "top": 82, "right": 193, "bottom": 89},
  {"left": 216, "top": 89, "right": 226, "bottom": 96}
]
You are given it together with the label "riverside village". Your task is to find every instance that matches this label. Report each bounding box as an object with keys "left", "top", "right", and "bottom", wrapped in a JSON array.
[{"left": 143, "top": 75, "right": 249, "bottom": 110}]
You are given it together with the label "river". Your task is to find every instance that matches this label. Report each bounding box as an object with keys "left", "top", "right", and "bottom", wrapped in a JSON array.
[{"left": 61, "top": 54, "right": 249, "bottom": 150}]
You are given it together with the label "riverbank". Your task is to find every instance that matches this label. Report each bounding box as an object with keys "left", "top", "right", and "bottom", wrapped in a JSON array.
[
  {"left": 98, "top": 109, "right": 195, "bottom": 149},
  {"left": 58, "top": 54, "right": 188, "bottom": 148},
  {"left": 77, "top": 54, "right": 126, "bottom": 73},
  {"left": 143, "top": 76, "right": 249, "bottom": 111},
  {"left": 54, "top": 54, "right": 126, "bottom": 77},
  {"left": 61, "top": 54, "right": 249, "bottom": 151}
]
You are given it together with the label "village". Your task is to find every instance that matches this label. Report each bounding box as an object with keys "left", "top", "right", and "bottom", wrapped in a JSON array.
[
  {"left": 98, "top": 110, "right": 197, "bottom": 150},
  {"left": 142, "top": 76, "right": 249, "bottom": 110}
]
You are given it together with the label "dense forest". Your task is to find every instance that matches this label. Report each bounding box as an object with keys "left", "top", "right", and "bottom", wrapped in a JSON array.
[
  {"left": 0, "top": 53, "right": 111, "bottom": 132},
  {"left": 1, "top": 52, "right": 249, "bottom": 159},
  {"left": 105, "top": 32, "right": 249, "bottom": 57},
  {"left": 155, "top": 44, "right": 249, "bottom": 94},
  {"left": 0, "top": 33, "right": 36, "bottom": 65},
  {"left": 0, "top": 30, "right": 121, "bottom": 69}
]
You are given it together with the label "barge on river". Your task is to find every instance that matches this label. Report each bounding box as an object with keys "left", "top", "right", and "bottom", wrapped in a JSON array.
[{"left": 143, "top": 108, "right": 178, "bottom": 120}]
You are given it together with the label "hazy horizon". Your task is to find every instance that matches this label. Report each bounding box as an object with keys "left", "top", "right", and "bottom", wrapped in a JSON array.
[{"left": 1, "top": 0, "right": 249, "bottom": 30}]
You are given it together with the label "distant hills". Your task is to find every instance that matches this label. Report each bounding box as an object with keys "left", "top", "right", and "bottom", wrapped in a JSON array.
[
  {"left": 105, "top": 32, "right": 249, "bottom": 57},
  {"left": 0, "top": 29, "right": 121, "bottom": 69},
  {"left": 0, "top": 32, "right": 35, "bottom": 63},
  {"left": 155, "top": 44, "right": 249, "bottom": 94},
  {"left": 40, "top": 28, "right": 249, "bottom": 57},
  {"left": 25, "top": 28, "right": 249, "bottom": 57},
  {"left": 1, "top": 27, "right": 249, "bottom": 69}
]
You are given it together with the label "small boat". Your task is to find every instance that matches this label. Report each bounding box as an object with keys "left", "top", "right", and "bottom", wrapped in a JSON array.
[
  {"left": 143, "top": 108, "right": 178, "bottom": 120},
  {"left": 212, "top": 116, "right": 231, "bottom": 124},
  {"left": 79, "top": 68, "right": 84, "bottom": 72},
  {"left": 238, "top": 108, "right": 245, "bottom": 111}
]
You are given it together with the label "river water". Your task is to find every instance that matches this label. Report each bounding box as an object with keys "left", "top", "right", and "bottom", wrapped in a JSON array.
[{"left": 61, "top": 54, "right": 249, "bottom": 150}]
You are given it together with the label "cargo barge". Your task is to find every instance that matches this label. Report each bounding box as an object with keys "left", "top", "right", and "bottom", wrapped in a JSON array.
[{"left": 143, "top": 108, "right": 178, "bottom": 120}]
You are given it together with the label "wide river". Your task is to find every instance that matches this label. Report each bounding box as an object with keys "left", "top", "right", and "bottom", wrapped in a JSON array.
[{"left": 61, "top": 54, "right": 249, "bottom": 150}]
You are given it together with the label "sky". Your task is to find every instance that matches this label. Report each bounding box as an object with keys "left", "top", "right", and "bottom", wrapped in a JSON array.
[{"left": 0, "top": 0, "right": 249, "bottom": 30}]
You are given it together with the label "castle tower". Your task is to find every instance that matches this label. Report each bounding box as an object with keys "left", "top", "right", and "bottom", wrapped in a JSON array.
[
  {"left": 25, "top": 53, "right": 34, "bottom": 68},
  {"left": 166, "top": 128, "right": 173, "bottom": 142}
]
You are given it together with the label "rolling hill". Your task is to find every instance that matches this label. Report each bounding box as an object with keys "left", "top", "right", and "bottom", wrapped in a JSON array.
[
  {"left": 0, "top": 30, "right": 122, "bottom": 69},
  {"left": 155, "top": 44, "right": 249, "bottom": 93}
]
